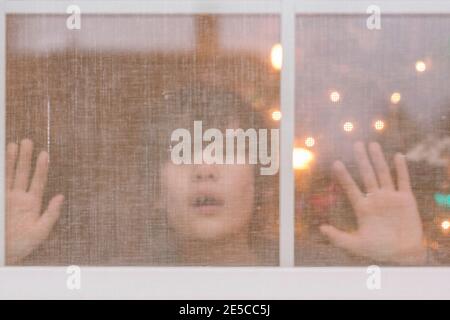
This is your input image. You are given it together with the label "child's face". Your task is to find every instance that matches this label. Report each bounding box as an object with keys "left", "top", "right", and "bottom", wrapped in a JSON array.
[{"left": 162, "top": 162, "right": 255, "bottom": 240}]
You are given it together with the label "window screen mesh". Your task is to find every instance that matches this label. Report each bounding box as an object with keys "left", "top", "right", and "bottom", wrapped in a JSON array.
[
  {"left": 295, "top": 15, "right": 450, "bottom": 266},
  {"left": 6, "top": 13, "right": 450, "bottom": 268},
  {"left": 6, "top": 14, "right": 280, "bottom": 266}
]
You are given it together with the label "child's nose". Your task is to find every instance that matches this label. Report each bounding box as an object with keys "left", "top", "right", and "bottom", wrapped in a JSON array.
[{"left": 191, "top": 164, "right": 220, "bottom": 182}]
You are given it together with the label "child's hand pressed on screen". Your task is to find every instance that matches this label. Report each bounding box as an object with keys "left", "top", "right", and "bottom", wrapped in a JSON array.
[
  {"left": 5, "top": 139, "right": 64, "bottom": 264},
  {"left": 320, "top": 142, "right": 427, "bottom": 265}
]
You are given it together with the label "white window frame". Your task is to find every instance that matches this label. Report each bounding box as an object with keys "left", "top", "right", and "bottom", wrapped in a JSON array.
[{"left": 0, "top": 0, "right": 449, "bottom": 299}]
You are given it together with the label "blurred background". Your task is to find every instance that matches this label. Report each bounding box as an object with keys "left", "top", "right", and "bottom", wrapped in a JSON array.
[{"left": 294, "top": 15, "right": 450, "bottom": 265}]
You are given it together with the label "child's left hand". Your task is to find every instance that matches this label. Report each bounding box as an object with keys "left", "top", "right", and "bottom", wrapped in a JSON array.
[{"left": 320, "top": 142, "right": 427, "bottom": 265}]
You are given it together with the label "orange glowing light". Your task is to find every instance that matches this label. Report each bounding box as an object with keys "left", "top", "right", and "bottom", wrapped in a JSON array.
[
  {"left": 374, "top": 120, "right": 385, "bottom": 131},
  {"left": 271, "top": 44, "right": 282, "bottom": 71},
  {"left": 293, "top": 148, "right": 314, "bottom": 170},
  {"left": 271, "top": 110, "right": 282, "bottom": 121}
]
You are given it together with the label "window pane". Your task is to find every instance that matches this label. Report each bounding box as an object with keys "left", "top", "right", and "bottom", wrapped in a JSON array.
[
  {"left": 295, "top": 15, "right": 450, "bottom": 266},
  {"left": 6, "top": 14, "right": 280, "bottom": 266}
]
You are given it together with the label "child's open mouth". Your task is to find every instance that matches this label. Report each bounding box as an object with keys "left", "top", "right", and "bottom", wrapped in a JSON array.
[
  {"left": 192, "top": 195, "right": 223, "bottom": 208},
  {"left": 190, "top": 194, "right": 224, "bottom": 214}
]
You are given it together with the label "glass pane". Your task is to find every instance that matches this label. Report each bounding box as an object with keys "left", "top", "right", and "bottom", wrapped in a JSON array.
[
  {"left": 6, "top": 14, "right": 280, "bottom": 266},
  {"left": 295, "top": 15, "right": 450, "bottom": 266}
]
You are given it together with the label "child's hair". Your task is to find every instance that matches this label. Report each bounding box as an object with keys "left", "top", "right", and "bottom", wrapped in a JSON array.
[{"left": 146, "top": 81, "right": 279, "bottom": 265}]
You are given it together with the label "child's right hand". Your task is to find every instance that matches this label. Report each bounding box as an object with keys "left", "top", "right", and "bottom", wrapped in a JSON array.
[{"left": 6, "top": 139, "right": 64, "bottom": 265}]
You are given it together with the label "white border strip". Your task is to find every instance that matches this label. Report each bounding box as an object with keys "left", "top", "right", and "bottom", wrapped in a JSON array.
[
  {"left": 295, "top": 0, "right": 450, "bottom": 14},
  {"left": 1, "top": 267, "right": 449, "bottom": 299},
  {"left": 7, "top": 0, "right": 450, "bottom": 15},
  {"left": 0, "top": 0, "right": 5, "bottom": 267},
  {"left": 279, "top": 0, "right": 295, "bottom": 267},
  {"left": 5, "top": 0, "right": 281, "bottom": 14},
  {"left": 1, "top": 2, "right": 449, "bottom": 301}
]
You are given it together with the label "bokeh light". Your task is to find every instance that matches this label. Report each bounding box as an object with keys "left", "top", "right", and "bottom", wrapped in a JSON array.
[
  {"left": 442, "top": 220, "right": 450, "bottom": 231},
  {"left": 330, "top": 91, "right": 341, "bottom": 103},
  {"left": 415, "top": 60, "right": 427, "bottom": 73},
  {"left": 271, "top": 43, "right": 282, "bottom": 71},
  {"left": 271, "top": 110, "right": 282, "bottom": 121},
  {"left": 305, "top": 136, "right": 315, "bottom": 147},
  {"left": 390, "top": 92, "right": 401, "bottom": 104},
  {"left": 343, "top": 121, "right": 354, "bottom": 132},
  {"left": 293, "top": 148, "right": 314, "bottom": 170},
  {"left": 374, "top": 120, "right": 385, "bottom": 131}
]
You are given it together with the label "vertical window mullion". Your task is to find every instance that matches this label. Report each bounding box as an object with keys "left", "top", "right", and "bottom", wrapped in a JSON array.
[
  {"left": 0, "top": 2, "right": 6, "bottom": 267},
  {"left": 279, "top": 0, "right": 296, "bottom": 267}
]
